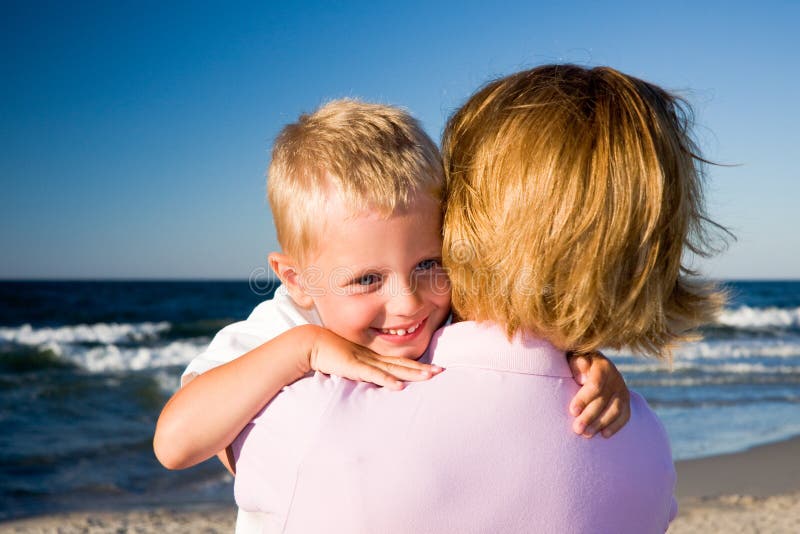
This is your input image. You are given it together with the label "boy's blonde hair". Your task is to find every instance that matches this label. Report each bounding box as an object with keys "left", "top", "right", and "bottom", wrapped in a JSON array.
[
  {"left": 268, "top": 99, "right": 443, "bottom": 262},
  {"left": 442, "top": 65, "right": 727, "bottom": 358}
]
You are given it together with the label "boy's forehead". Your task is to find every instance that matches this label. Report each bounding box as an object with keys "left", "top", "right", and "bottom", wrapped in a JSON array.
[
  {"left": 303, "top": 191, "right": 443, "bottom": 264},
  {"left": 319, "top": 183, "right": 442, "bottom": 222}
]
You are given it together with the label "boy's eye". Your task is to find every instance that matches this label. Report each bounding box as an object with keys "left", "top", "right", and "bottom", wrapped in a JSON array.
[
  {"left": 415, "top": 259, "right": 441, "bottom": 272},
  {"left": 355, "top": 273, "right": 381, "bottom": 286}
]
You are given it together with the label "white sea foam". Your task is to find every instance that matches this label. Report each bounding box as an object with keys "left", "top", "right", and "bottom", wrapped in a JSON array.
[
  {"left": 618, "top": 360, "right": 800, "bottom": 375},
  {"left": 676, "top": 339, "right": 800, "bottom": 360},
  {"left": 54, "top": 339, "right": 209, "bottom": 373},
  {"left": 608, "top": 338, "right": 800, "bottom": 363},
  {"left": 153, "top": 368, "right": 182, "bottom": 394},
  {"left": 0, "top": 322, "right": 208, "bottom": 373},
  {"left": 716, "top": 305, "right": 800, "bottom": 329},
  {"left": 611, "top": 338, "right": 800, "bottom": 375},
  {"left": 0, "top": 322, "right": 171, "bottom": 345}
]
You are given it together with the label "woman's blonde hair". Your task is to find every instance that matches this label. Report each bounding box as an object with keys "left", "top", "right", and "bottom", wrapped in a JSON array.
[
  {"left": 442, "top": 65, "right": 728, "bottom": 358},
  {"left": 268, "top": 99, "right": 443, "bottom": 263}
]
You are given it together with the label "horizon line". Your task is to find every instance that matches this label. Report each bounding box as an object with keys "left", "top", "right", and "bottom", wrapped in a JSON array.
[{"left": 1, "top": 277, "right": 798, "bottom": 283}]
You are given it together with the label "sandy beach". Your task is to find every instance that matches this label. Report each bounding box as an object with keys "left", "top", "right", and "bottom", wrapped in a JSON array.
[
  {"left": 2, "top": 436, "right": 799, "bottom": 533},
  {"left": 669, "top": 435, "right": 800, "bottom": 533}
]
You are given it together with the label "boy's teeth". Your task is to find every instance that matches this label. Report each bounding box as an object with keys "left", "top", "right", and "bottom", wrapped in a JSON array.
[{"left": 381, "top": 321, "right": 421, "bottom": 336}]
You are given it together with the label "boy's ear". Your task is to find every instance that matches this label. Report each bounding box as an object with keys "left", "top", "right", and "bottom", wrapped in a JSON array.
[{"left": 268, "top": 252, "right": 315, "bottom": 309}]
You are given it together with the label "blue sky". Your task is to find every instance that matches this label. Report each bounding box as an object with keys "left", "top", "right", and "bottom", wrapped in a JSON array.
[{"left": 2, "top": 1, "right": 798, "bottom": 279}]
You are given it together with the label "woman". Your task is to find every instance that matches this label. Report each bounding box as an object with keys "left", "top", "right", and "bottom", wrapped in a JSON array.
[{"left": 232, "top": 64, "right": 724, "bottom": 533}]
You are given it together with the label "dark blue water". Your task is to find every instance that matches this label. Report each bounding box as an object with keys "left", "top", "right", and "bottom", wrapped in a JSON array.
[
  {"left": 0, "top": 280, "right": 279, "bottom": 520},
  {"left": 615, "top": 281, "right": 800, "bottom": 459},
  {"left": 1, "top": 280, "right": 799, "bottom": 520}
]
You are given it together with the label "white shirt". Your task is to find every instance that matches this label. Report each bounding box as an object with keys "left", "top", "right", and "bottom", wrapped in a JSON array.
[{"left": 182, "top": 285, "right": 321, "bottom": 385}]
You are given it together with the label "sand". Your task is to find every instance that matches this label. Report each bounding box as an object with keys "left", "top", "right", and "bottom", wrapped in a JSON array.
[
  {"left": 0, "top": 507, "right": 237, "bottom": 533},
  {"left": 668, "top": 435, "right": 800, "bottom": 533},
  {"left": 3, "top": 436, "right": 800, "bottom": 533}
]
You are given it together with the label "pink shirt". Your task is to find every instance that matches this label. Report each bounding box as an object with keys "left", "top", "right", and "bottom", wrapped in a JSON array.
[{"left": 233, "top": 321, "right": 677, "bottom": 533}]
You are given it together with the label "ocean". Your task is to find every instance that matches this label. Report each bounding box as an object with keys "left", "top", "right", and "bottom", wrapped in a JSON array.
[{"left": 1, "top": 280, "right": 798, "bottom": 520}]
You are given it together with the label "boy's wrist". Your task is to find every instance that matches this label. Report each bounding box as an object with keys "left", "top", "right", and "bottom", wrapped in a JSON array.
[{"left": 294, "top": 324, "right": 324, "bottom": 375}]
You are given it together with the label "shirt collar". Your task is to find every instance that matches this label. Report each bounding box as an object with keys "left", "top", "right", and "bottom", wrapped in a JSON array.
[{"left": 426, "top": 321, "right": 572, "bottom": 378}]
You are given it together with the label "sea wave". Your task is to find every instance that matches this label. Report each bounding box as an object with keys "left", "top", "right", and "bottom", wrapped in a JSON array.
[
  {"left": 0, "top": 322, "right": 172, "bottom": 345},
  {"left": 676, "top": 339, "right": 800, "bottom": 360},
  {"left": 0, "top": 322, "right": 208, "bottom": 373},
  {"left": 618, "top": 360, "right": 800, "bottom": 375},
  {"left": 629, "top": 374, "right": 800, "bottom": 388},
  {"left": 0, "top": 338, "right": 208, "bottom": 374},
  {"left": 716, "top": 305, "right": 800, "bottom": 329},
  {"left": 609, "top": 338, "right": 800, "bottom": 362},
  {"left": 49, "top": 339, "right": 209, "bottom": 373}
]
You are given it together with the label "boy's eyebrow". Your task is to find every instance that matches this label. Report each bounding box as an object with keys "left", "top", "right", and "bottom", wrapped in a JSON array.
[
  {"left": 340, "top": 265, "right": 389, "bottom": 281},
  {"left": 338, "top": 252, "right": 443, "bottom": 282},
  {"left": 331, "top": 265, "right": 383, "bottom": 286},
  {"left": 416, "top": 251, "right": 444, "bottom": 263}
]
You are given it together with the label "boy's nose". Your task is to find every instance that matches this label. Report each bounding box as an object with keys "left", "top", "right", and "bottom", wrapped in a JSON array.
[{"left": 385, "top": 279, "right": 424, "bottom": 317}]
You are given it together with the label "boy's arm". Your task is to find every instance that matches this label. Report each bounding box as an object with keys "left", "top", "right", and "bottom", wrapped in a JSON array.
[
  {"left": 567, "top": 351, "right": 631, "bottom": 438},
  {"left": 154, "top": 325, "right": 315, "bottom": 471},
  {"left": 153, "top": 324, "right": 439, "bottom": 471}
]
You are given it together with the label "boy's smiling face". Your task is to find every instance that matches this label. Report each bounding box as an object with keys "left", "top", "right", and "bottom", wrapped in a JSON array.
[{"left": 292, "top": 191, "right": 451, "bottom": 359}]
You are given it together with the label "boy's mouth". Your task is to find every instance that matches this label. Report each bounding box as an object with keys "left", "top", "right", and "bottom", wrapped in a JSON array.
[{"left": 375, "top": 318, "right": 426, "bottom": 337}]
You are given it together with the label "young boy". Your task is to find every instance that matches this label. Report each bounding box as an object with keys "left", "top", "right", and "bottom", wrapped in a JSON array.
[{"left": 154, "top": 99, "right": 630, "bottom": 529}]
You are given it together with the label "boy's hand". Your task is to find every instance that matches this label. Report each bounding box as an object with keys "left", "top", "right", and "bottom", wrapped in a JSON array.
[
  {"left": 308, "top": 327, "right": 443, "bottom": 390},
  {"left": 567, "top": 351, "right": 630, "bottom": 439}
]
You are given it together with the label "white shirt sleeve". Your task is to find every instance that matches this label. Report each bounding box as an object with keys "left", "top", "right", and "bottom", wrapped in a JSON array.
[{"left": 181, "top": 284, "right": 322, "bottom": 385}]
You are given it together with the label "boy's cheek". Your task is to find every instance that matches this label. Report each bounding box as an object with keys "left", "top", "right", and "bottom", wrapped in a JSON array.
[
  {"left": 319, "top": 297, "right": 385, "bottom": 334},
  {"left": 421, "top": 277, "right": 451, "bottom": 308},
  {"left": 428, "top": 271, "right": 452, "bottom": 302}
]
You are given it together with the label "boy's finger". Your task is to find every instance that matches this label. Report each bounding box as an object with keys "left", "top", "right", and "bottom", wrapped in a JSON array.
[
  {"left": 584, "top": 356, "right": 610, "bottom": 391},
  {"left": 373, "top": 360, "right": 438, "bottom": 382},
  {"left": 589, "top": 395, "right": 621, "bottom": 434},
  {"left": 569, "top": 396, "right": 584, "bottom": 417},
  {"left": 372, "top": 357, "right": 443, "bottom": 377},
  {"left": 569, "top": 380, "right": 604, "bottom": 418},
  {"left": 360, "top": 365, "right": 405, "bottom": 390},
  {"left": 376, "top": 355, "right": 443, "bottom": 372},
  {"left": 589, "top": 397, "right": 630, "bottom": 438},
  {"left": 572, "top": 394, "right": 606, "bottom": 436},
  {"left": 586, "top": 395, "right": 628, "bottom": 437},
  {"left": 600, "top": 397, "right": 631, "bottom": 438},
  {"left": 567, "top": 354, "right": 592, "bottom": 385}
]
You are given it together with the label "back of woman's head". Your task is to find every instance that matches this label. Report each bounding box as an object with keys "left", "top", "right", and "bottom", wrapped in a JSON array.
[{"left": 442, "top": 64, "right": 727, "bottom": 358}]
